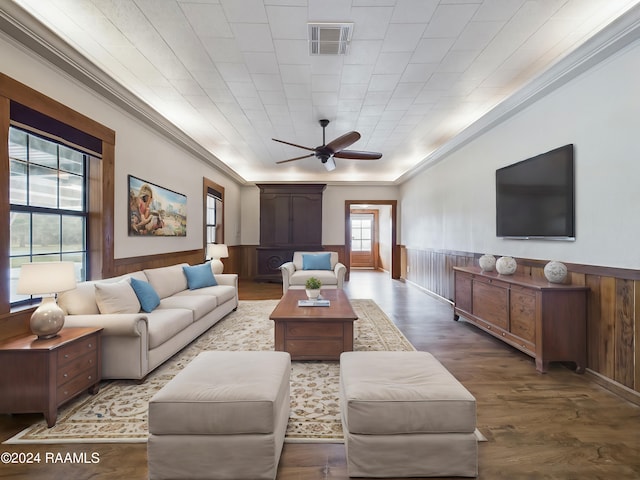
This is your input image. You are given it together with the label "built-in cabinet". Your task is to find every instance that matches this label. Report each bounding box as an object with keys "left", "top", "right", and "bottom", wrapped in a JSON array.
[
  {"left": 256, "top": 184, "right": 326, "bottom": 282},
  {"left": 453, "top": 266, "right": 588, "bottom": 373}
]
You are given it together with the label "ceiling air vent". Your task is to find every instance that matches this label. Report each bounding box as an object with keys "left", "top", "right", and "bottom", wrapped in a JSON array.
[{"left": 308, "top": 23, "right": 353, "bottom": 55}]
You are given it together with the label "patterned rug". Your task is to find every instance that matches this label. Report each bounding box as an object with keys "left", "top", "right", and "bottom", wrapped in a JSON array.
[{"left": 5, "top": 299, "right": 415, "bottom": 444}]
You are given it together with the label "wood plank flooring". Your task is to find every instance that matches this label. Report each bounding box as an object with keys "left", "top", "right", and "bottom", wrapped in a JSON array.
[{"left": 1, "top": 270, "right": 639, "bottom": 479}]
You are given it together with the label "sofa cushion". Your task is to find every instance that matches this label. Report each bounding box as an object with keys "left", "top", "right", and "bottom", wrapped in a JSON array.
[
  {"left": 302, "top": 252, "right": 332, "bottom": 270},
  {"left": 58, "top": 281, "right": 101, "bottom": 315},
  {"left": 159, "top": 295, "right": 218, "bottom": 321},
  {"left": 146, "top": 309, "right": 194, "bottom": 349},
  {"left": 182, "top": 262, "right": 218, "bottom": 290},
  {"left": 94, "top": 281, "right": 140, "bottom": 314},
  {"left": 289, "top": 270, "right": 339, "bottom": 286},
  {"left": 174, "top": 285, "right": 237, "bottom": 305},
  {"left": 143, "top": 264, "right": 189, "bottom": 299},
  {"left": 130, "top": 278, "right": 161, "bottom": 313}
]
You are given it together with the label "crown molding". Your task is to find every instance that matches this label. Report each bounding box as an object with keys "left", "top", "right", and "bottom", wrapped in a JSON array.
[
  {"left": 0, "top": 2, "right": 247, "bottom": 185},
  {"left": 396, "top": 4, "right": 640, "bottom": 185}
]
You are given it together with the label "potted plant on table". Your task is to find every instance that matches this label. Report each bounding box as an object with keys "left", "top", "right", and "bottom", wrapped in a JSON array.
[{"left": 305, "top": 277, "right": 322, "bottom": 300}]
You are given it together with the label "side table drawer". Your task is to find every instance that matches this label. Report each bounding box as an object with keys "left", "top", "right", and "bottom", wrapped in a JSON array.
[
  {"left": 57, "top": 365, "right": 99, "bottom": 403},
  {"left": 57, "top": 333, "right": 99, "bottom": 366},
  {"left": 57, "top": 351, "right": 98, "bottom": 385}
]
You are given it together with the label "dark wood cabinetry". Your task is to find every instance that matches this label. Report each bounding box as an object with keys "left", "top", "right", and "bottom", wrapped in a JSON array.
[
  {"left": 256, "top": 184, "right": 325, "bottom": 281},
  {"left": 0, "top": 327, "right": 102, "bottom": 427},
  {"left": 453, "top": 266, "right": 588, "bottom": 373}
]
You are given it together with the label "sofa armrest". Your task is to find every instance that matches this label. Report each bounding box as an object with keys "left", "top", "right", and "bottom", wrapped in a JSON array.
[
  {"left": 280, "top": 262, "right": 295, "bottom": 292},
  {"left": 334, "top": 262, "right": 347, "bottom": 288},
  {"left": 214, "top": 273, "right": 238, "bottom": 289},
  {"left": 64, "top": 314, "right": 148, "bottom": 337}
]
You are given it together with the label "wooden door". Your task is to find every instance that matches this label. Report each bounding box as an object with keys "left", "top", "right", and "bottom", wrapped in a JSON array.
[{"left": 350, "top": 211, "right": 378, "bottom": 268}]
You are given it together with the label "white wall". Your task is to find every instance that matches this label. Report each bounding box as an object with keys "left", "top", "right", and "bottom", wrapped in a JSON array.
[
  {"left": 400, "top": 38, "right": 640, "bottom": 269},
  {"left": 240, "top": 184, "right": 399, "bottom": 246},
  {"left": 1, "top": 34, "right": 242, "bottom": 259}
]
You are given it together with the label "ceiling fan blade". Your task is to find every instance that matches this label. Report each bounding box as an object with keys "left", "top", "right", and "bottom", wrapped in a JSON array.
[
  {"left": 275, "top": 153, "right": 315, "bottom": 164},
  {"left": 334, "top": 150, "right": 382, "bottom": 160},
  {"left": 272, "top": 138, "right": 315, "bottom": 151},
  {"left": 325, "top": 131, "right": 360, "bottom": 153}
]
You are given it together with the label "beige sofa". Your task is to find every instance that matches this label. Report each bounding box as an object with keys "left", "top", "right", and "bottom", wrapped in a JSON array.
[
  {"left": 57, "top": 263, "right": 238, "bottom": 381},
  {"left": 279, "top": 251, "right": 346, "bottom": 293}
]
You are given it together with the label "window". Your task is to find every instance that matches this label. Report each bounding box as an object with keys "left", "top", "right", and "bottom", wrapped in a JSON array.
[
  {"left": 204, "top": 179, "right": 224, "bottom": 248},
  {"left": 9, "top": 127, "right": 88, "bottom": 305}
]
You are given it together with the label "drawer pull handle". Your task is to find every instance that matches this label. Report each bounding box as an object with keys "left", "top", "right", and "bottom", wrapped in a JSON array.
[
  {"left": 486, "top": 325, "right": 491, "bottom": 329},
  {"left": 63, "top": 373, "right": 68, "bottom": 378},
  {"left": 88, "top": 344, "right": 92, "bottom": 348},
  {"left": 502, "top": 332, "right": 506, "bottom": 337},
  {"left": 64, "top": 354, "right": 69, "bottom": 359},
  {"left": 87, "top": 375, "right": 92, "bottom": 381}
]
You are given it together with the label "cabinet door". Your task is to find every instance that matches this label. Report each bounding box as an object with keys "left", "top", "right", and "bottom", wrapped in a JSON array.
[
  {"left": 454, "top": 272, "right": 472, "bottom": 313},
  {"left": 260, "top": 194, "right": 291, "bottom": 245},
  {"left": 510, "top": 287, "right": 536, "bottom": 343},
  {"left": 472, "top": 281, "right": 508, "bottom": 330},
  {"left": 290, "top": 194, "right": 322, "bottom": 245}
]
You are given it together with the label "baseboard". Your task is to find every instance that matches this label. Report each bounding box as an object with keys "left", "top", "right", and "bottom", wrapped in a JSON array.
[{"left": 585, "top": 369, "right": 640, "bottom": 407}]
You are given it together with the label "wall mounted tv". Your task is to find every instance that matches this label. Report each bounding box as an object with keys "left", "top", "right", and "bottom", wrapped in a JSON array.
[{"left": 496, "top": 144, "right": 575, "bottom": 240}]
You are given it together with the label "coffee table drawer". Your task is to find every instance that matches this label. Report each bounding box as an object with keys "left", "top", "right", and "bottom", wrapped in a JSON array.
[
  {"left": 285, "top": 322, "right": 343, "bottom": 338},
  {"left": 285, "top": 339, "right": 344, "bottom": 359}
]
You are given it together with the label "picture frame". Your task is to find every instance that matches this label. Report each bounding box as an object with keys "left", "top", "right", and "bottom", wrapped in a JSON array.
[{"left": 128, "top": 175, "right": 187, "bottom": 236}]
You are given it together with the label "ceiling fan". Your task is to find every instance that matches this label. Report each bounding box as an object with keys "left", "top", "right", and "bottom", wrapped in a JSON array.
[{"left": 272, "top": 119, "right": 382, "bottom": 171}]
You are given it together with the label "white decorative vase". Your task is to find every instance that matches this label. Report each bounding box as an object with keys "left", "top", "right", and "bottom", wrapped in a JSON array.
[
  {"left": 478, "top": 254, "right": 496, "bottom": 272},
  {"left": 544, "top": 261, "right": 567, "bottom": 283},
  {"left": 495, "top": 256, "right": 517, "bottom": 275},
  {"left": 306, "top": 289, "right": 321, "bottom": 300}
]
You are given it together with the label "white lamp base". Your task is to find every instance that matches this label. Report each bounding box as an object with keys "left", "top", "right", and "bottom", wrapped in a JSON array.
[
  {"left": 210, "top": 258, "right": 224, "bottom": 274},
  {"left": 31, "top": 297, "right": 65, "bottom": 339}
]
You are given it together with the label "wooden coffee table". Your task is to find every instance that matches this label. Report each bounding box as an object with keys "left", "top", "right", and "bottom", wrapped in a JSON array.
[{"left": 270, "top": 289, "right": 358, "bottom": 361}]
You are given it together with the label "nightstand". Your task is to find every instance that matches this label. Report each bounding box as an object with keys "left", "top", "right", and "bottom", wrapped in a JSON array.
[{"left": 0, "top": 327, "right": 102, "bottom": 427}]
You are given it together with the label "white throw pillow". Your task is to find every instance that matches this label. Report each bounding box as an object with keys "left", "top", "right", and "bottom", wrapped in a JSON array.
[{"left": 94, "top": 281, "right": 141, "bottom": 314}]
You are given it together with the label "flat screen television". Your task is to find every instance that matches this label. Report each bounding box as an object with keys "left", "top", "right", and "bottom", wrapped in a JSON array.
[{"left": 496, "top": 144, "right": 575, "bottom": 240}]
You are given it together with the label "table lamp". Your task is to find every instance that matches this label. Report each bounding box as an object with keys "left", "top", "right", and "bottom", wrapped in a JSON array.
[
  {"left": 16, "top": 261, "right": 77, "bottom": 339},
  {"left": 207, "top": 244, "right": 229, "bottom": 274}
]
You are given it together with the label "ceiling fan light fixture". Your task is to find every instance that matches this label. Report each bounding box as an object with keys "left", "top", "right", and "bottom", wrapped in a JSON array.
[
  {"left": 323, "top": 156, "right": 336, "bottom": 171},
  {"left": 308, "top": 23, "right": 353, "bottom": 55}
]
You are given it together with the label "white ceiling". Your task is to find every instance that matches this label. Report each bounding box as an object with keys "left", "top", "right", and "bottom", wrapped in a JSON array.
[{"left": 6, "top": 0, "right": 640, "bottom": 184}]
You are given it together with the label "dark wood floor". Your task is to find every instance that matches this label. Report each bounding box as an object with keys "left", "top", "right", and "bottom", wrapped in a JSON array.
[{"left": 1, "top": 270, "right": 639, "bottom": 479}]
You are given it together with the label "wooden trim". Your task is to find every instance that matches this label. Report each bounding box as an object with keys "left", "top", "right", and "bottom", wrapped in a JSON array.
[
  {"left": 344, "top": 200, "right": 398, "bottom": 279},
  {"left": 0, "top": 95, "right": 9, "bottom": 314},
  {"left": 0, "top": 73, "right": 115, "bottom": 340},
  {"left": 0, "top": 73, "right": 115, "bottom": 144},
  {"left": 203, "top": 178, "right": 225, "bottom": 253}
]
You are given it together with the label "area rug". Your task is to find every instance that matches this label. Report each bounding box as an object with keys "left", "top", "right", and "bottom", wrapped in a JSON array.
[{"left": 5, "top": 299, "right": 416, "bottom": 445}]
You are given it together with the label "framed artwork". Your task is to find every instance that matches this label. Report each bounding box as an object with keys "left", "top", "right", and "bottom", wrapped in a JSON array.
[{"left": 128, "top": 175, "right": 187, "bottom": 236}]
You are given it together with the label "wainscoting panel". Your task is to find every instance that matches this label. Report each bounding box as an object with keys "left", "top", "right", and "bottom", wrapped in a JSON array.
[{"left": 404, "top": 247, "right": 640, "bottom": 400}]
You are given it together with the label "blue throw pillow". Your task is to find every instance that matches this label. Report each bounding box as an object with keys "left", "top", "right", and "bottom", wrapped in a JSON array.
[
  {"left": 302, "top": 253, "right": 332, "bottom": 270},
  {"left": 183, "top": 262, "right": 218, "bottom": 290},
  {"left": 130, "top": 277, "right": 160, "bottom": 313}
]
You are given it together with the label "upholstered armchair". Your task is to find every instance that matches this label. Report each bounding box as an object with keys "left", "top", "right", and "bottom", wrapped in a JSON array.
[{"left": 280, "top": 251, "right": 347, "bottom": 293}]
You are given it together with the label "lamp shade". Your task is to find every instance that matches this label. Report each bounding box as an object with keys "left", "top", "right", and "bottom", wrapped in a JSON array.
[
  {"left": 207, "top": 244, "right": 229, "bottom": 259},
  {"left": 17, "top": 262, "right": 77, "bottom": 295}
]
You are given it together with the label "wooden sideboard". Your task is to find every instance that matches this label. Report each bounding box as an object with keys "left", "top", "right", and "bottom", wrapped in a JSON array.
[{"left": 453, "top": 266, "right": 588, "bottom": 373}]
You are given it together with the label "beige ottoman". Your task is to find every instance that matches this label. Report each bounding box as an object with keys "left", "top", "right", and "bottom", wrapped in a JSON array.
[
  {"left": 340, "top": 351, "right": 478, "bottom": 478},
  {"left": 148, "top": 351, "right": 291, "bottom": 480}
]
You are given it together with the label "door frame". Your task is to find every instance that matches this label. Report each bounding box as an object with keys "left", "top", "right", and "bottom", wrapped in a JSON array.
[{"left": 344, "top": 200, "right": 399, "bottom": 279}]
